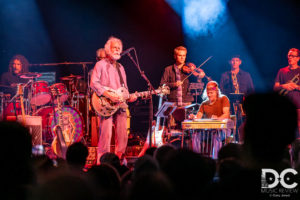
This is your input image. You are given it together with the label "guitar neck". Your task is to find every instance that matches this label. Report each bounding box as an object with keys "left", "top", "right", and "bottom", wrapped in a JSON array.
[
  {"left": 17, "top": 84, "right": 26, "bottom": 125},
  {"left": 132, "top": 89, "right": 161, "bottom": 98}
]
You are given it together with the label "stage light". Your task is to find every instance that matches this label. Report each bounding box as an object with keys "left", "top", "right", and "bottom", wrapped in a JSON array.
[
  {"left": 183, "top": 0, "right": 228, "bottom": 37},
  {"left": 166, "top": 0, "right": 228, "bottom": 37}
]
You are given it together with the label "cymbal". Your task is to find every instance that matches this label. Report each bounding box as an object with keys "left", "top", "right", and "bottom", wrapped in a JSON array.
[
  {"left": 60, "top": 74, "right": 83, "bottom": 80},
  {"left": 19, "top": 72, "right": 42, "bottom": 79}
]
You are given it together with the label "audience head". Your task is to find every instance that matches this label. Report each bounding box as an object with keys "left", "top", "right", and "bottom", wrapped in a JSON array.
[
  {"left": 66, "top": 142, "right": 88, "bottom": 170},
  {"left": 86, "top": 164, "right": 121, "bottom": 200},
  {"left": 145, "top": 146, "right": 157, "bottom": 157},
  {"left": 243, "top": 92, "right": 297, "bottom": 164},
  {"left": 153, "top": 144, "right": 176, "bottom": 167},
  {"left": 133, "top": 155, "right": 159, "bottom": 179}
]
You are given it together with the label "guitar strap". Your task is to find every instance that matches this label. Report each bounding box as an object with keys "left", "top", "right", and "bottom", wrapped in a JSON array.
[{"left": 116, "top": 62, "right": 126, "bottom": 88}]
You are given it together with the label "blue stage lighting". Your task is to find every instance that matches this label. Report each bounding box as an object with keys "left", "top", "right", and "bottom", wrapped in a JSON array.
[{"left": 183, "top": 0, "right": 228, "bottom": 37}]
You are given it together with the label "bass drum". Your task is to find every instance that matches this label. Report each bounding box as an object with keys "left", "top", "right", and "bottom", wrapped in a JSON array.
[{"left": 34, "top": 105, "right": 84, "bottom": 144}]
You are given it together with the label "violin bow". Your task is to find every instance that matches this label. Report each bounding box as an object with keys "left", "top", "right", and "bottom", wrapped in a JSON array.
[{"left": 181, "top": 56, "right": 213, "bottom": 82}]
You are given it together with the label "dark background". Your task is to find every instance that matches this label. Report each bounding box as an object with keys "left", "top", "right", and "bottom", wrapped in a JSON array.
[{"left": 1, "top": 0, "right": 300, "bottom": 133}]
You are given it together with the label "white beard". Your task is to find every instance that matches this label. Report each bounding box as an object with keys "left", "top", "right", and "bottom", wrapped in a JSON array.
[{"left": 111, "top": 53, "right": 121, "bottom": 61}]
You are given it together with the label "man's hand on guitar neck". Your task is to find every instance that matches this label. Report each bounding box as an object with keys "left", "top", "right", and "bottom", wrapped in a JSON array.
[{"left": 103, "top": 90, "right": 121, "bottom": 103}]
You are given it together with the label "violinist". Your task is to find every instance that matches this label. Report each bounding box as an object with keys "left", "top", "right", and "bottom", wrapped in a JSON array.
[{"left": 160, "top": 46, "right": 205, "bottom": 107}]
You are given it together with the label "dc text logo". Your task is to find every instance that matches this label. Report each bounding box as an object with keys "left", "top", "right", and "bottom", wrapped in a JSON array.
[{"left": 261, "top": 168, "right": 298, "bottom": 189}]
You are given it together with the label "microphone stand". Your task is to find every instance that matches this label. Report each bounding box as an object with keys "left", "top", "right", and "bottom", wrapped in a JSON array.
[
  {"left": 81, "top": 63, "right": 89, "bottom": 145},
  {"left": 125, "top": 48, "right": 157, "bottom": 148}
]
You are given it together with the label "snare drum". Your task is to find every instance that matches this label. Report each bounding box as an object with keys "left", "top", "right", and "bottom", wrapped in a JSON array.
[
  {"left": 31, "top": 81, "right": 51, "bottom": 106},
  {"left": 51, "top": 83, "right": 68, "bottom": 104},
  {"left": 34, "top": 105, "right": 84, "bottom": 144}
]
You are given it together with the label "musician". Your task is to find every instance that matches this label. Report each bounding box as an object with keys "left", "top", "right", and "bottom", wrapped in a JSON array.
[
  {"left": 274, "top": 48, "right": 300, "bottom": 137},
  {"left": 90, "top": 36, "right": 137, "bottom": 163},
  {"left": 160, "top": 46, "right": 205, "bottom": 107},
  {"left": 274, "top": 48, "right": 300, "bottom": 108},
  {"left": 220, "top": 55, "right": 254, "bottom": 97},
  {"left": 0, "top": 54, "right": 29, "bottom": 94},
  {"left": 96, "top": 48, "right": 106, "bottom": 61},
  {"left": 190, "top": 81, "right": 230, "bottom": 158},
  {"left": 193, "top": 81, "right": 230, "bottom": 120}
]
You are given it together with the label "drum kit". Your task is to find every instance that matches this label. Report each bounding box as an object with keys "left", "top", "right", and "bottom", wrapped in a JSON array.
[{"left": 0, "top": 72, "right": 87, "bottom": 146}]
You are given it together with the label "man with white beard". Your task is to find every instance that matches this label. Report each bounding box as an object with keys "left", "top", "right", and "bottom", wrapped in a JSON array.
[{"left": 90, "top": 36, "right": 137, "bottom": 164}]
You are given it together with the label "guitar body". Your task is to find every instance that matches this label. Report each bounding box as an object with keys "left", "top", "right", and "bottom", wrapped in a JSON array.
[
  {"left": 92, "top": 85, "right": 170, "bottom": 117},
  {"left": 50, "top": 87, "right": 69, "bottom": 159},
  {"left": 52, "top": 125, "right": 68, "bottom": 159},
  {"left": 91, "top": 87, "right": 129, "bottom": 117}
]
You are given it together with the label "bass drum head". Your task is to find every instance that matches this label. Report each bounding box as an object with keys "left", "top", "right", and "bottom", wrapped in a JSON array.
[{"left": 34, "top": 105, "right": 84, "bottom": 144}]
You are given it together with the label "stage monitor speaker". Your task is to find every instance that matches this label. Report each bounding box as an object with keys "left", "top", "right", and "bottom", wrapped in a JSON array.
[{"left": 17, "top": 115, "right": 42, "bottom": 146}]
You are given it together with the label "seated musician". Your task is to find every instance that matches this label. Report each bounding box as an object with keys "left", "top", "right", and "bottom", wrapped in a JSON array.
[
  {"left": 189, "top": 81, "right": 231, "bottom": 158},
  {"left": 191, "top": 81, "right": 230, "bottom": 120}
]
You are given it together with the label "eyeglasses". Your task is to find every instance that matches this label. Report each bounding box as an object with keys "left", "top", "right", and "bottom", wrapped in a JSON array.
[{"left": 288, "top": 55, "right": 299, "bottom": 58}]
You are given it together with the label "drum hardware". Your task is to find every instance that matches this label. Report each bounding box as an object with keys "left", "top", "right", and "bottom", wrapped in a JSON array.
[
  {"left": 51, "top": 83, "right": 69, "bottom": 104},
  {"left": 60, "top": 74, "right": 83, "bottom": 81},
  {"left": 18, "top": 72, "right": 42, "bottom": 79}
]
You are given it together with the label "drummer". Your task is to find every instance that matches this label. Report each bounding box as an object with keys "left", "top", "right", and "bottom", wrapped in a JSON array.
[{"left": 0, "top": 54, "right": 30, "bottom": 95}]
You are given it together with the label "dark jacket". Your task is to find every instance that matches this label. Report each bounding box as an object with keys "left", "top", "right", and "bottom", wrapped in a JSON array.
[
  {"left": 220, "top": 69, "right": 254, "bottom": 97},
  {"left": 160, "top": 65, "right": 194, "bottom": 103}
]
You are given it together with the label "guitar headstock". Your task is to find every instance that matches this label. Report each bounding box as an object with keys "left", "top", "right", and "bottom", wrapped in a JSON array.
[
  {"left": 17, "top": 84, "right": 24, "bottom": 96},
  {"left": 157, "top": 84, "right": 170, "bottom": 96}
]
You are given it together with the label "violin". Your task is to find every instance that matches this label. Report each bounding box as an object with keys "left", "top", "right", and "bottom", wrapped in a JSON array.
[
  {"left": 182, "top": 62, "right": 212, "bottom": 81},
  {"left": 182, "top": 63, "right": 205, "bottom": 78}
]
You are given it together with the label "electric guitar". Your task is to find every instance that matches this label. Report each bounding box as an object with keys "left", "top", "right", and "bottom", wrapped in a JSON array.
[
  {"left": 91, "top": 85, "right": 170, "bottom": 117},
  {"left": 51, "top": 87, "right": 68, "bottom": 159},
  {"left": 17, "top": 84, "right": 26, "bottom": 125},
  {"left": 138, "top": 94, "right": 166, "bottom": 157}
]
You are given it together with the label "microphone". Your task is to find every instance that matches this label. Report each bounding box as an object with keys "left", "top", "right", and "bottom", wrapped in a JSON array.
[{"left": 120, "top": 47, "right": 134, "bottom": 56}]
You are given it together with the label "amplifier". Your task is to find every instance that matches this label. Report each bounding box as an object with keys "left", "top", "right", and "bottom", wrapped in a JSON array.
[{"left": 17, "top": 115, "right": 42, "bottom": 146}]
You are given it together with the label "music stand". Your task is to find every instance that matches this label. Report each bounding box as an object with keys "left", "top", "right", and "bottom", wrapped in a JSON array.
[
  {"left": 155, "top": 101, "right": 177, "bottom": 118},
  {"left": 189, "top": 82, "right": 204, "bottom": 103},
  {"left": 229, "top": 93, "right": 244, "bottom": 142},
  {"left": 229, "top": 93, "right": 244, "bottom": 103}
]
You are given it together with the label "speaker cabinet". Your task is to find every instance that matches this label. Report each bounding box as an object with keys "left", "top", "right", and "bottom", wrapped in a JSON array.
[{"left": 17, "top": 115, "right": 42, "bottom": 146}]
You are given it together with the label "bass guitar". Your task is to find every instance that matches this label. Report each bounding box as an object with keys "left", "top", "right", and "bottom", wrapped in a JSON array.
[{"left": 92, "top": 85, "right": 170, "bottom": 117}]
